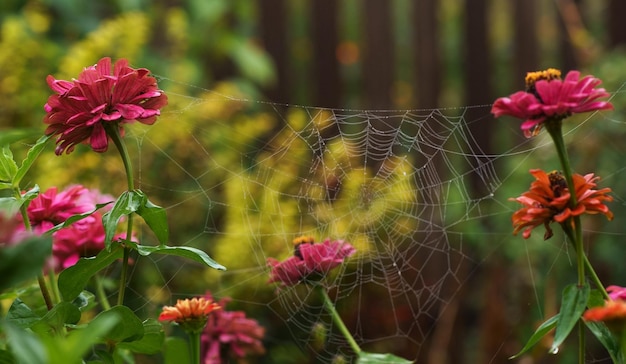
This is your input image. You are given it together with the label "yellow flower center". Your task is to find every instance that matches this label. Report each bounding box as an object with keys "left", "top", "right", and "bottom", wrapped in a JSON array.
[
  {"left": 292, "top": 236, "right": 315, "bottom": 246},
  {"left": 525, "top": 68, "right": 562, "bottom": 90}
]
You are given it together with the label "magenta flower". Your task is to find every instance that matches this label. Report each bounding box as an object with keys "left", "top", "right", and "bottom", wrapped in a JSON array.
[
  {"left": 492, "top": 68, "right": 613, "bottom": 137},
  {"left": 44, "top": 57, "right": 168, "bottom": 155},
  {"left": 267, "top": 236, "right": 356, "bottom": 287},
  {"left": 201, "top": 294, "right": 265, "bottom": 364},
  {"left": 608, "top": 286, "right": 626, "bottom": 301},
  {"left": 14, "top": 185, "right": 118, "bottom": 271}
]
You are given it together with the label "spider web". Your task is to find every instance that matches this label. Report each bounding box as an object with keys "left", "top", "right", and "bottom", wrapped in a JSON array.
[{"left": 113, "top": 77, "right": 625, "bottom": 363}]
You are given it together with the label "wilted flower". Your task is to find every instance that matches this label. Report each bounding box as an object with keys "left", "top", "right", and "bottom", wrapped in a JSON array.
[
  {"left": 267, "top": 236, "right": 356, "bottom": 287},
  {"left": 44, "top": 57, "right": 168, "bottom": 155},
  {"left": 201, "top": 293, "right": 265, "bottom": 364},
  {"left": 492, "top": 68, "right": 612, "bottom": 137},
  {"left": 159, "top": 297, "right": 221, "bottom": 334},
  {"left": 510, "top": 169, "right": 613, "bottom": 239}
]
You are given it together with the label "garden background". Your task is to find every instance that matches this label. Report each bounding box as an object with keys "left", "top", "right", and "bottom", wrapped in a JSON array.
[{"left": 2, "top": 0, "right": 626, "bottom": 363}]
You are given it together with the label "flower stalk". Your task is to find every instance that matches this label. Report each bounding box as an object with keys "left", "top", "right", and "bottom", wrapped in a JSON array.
[
  {"left": 318, "top": 286, "right": 361, "bottom": 356},
  {"left": 107, "top": 123, "right": 135, "bottom": 306}
]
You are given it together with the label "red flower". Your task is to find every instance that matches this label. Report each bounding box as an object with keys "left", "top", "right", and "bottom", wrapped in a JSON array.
[
  {"left": 492, "top": 68, "right": 612, "bottom": 137},
  {"left": 267, "top": 236, "right": 356, "bottom": 287},
  {"left": 510, "top": 169, "right": 613, "bottom": 239},
  {"left": 44, "top": 57, "right": 167, "bottom": 155},
  {"left": 201, "top": 294, "right": 265, "bottom": 364}
]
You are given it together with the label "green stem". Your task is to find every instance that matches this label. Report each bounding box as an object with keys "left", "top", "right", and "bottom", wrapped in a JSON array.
[
  {"left": 107, "top": 124, "right": 135, "bottom": 306},
  {"left": 94, "top": 274, "right": 112, "bottom": 311},
  {"left": 48, "top": 269, "right": 61, "bottom": 304},
  {"left": 318, "top": 286, "right": 361, "bottom": 355},
  {"left": 546, "top": 122, "right": 585, "bottom": 288},
  {"left": 188, "top": 331, "right": 201, "bottom": 364},
  {"left": 15, "top": 187, "right": 54, "bottom": 310},
  {"left": 578, "top": 320, "right": 585, "bottom": 364},
  {"left": 563, "top": 226, "right": 609, "bottom": 300}
]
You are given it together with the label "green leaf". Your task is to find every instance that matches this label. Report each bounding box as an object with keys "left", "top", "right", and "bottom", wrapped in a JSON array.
[
  {"left": 13, "top": 135, "right": 50, "bottom": 187},
  {"left": 587, "top": 289, "right": 606, "bottom": 308},
  {"left": 102, "top": 190, "right": 169, "bottom": 248},
  {"left": 58, "top": 245, "right": 124, "bottom": 301},
  {"left": 0, "top": 128, "right": 42, "bottom": 147},
  {"left": 118, "top": 319, "right": 164, "bottom": 354},
  {"left": 6, "top": 299, "right": 40, "bottom": 329},
  {"left": 0, "top": 146, "right": 18, "bottom": 187},
  {"left": 551, "top": 283, "right": 590, "bottom": 353},
  {"left": 72, "top": 291, "right": 96, "bottom": 312},
  {"left": 2, "top": 321, "right": 47, "bottom": 364},
  {"left": 0, "top": 234, "right": 52, "bottom": 292},
  {"left": 91, "top": 306, "right": 144, "bottom": 343},
  {"left": 133, "top": 243, "right": 226, "bottom": 270},
  {"left": 47, "top": 202, "right": 112, "bottom": 235},
  {"left": 164, "top": 337, "right": 190, "bottom": 364},
  {"left": 102, "top": 191, "right": 141, "bottom": 250},
  {"left": 509, "top": 314, "right": 559, "bottom": 359},
  {"left": 31, "top": 302, "right": 81, "bottom": 335},
  {"left": 585, "top": 320, "right": 622, "bottom": 363},
  {"left": 135, "top": 192, "right": 169, "bottom": 246},
  {"left": 44, "top": 310, "right": 120, "bottom": 363},
  {"left": 357, "top": 352, "right": 414, "bottom": 364},
  {"left": 0, "top": 197, "right": 20, "bottom": 216}
]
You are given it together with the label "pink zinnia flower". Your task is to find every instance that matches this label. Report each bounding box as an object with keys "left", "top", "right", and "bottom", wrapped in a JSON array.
[
  {"left": 44, "top": 57, "right": 168, "bottom": 155},
  {"left": 267, "top": 236, "right": 356, "bottom": 287},
  {"left": 492, "top": 68, "right": 612, "bottom": 137},
  {"left": 201, "top": 294, "right": 265, "bottom": 364},
  {"left": 14, "top": 185, "right": 116, "bottom": 271},
  {"left": 510, "top": 169, "right": 613, "bottom": 240}
]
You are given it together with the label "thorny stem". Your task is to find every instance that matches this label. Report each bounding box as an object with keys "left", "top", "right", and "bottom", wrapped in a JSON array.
[
  {"left": 318, "top": 286, "right": 361, "bottom": 356},
  {"left": 107, "top": 124, "right": 135, "bottom": 306}
]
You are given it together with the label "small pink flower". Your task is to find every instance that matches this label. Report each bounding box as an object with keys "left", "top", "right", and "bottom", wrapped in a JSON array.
[
  {"left": 492, "top": 68, "right": 612, "bottom": 137},
  {"left": 267, "top": 236, "right": 356, "bottom": 287},
  {"left": 201, "top": 294, "right": 265, "bottom": 364},
  {"left": 44, "top": 57, "right": 168, "bottom": 155}
]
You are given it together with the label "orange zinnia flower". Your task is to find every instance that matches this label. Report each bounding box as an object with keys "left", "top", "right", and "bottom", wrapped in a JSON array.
[
  {"left": 584, "top": 300, "right": 626, "bottom": 322},
  {"left": 159, "top": 297, "right": 221, "bottom": 333},
  {"left": 510, "top": 169, "right": 613, "bottom": 239}
]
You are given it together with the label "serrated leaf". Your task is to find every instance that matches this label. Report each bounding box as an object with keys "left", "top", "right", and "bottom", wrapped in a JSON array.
[
  {"left": 6, "top": 299, "right": 40, "bottom": 329},
  {"left": 135, "top": 192, "right": 169, "bottom": 246},
  {"left": 551, "top": 283, "right": 590, "bottom": 353},
  {"left": 91, "top": 306, "right": 144, "bottom": 343},
  {"left": 0, "top": 234, "right": 51, "bottom": 292},
  {"left": 58, "top": 245, "right": 124, "bottom": 301},
  {"left": 509, "top": 314, "right": 559, "bottom": 359},
  {"left": 13, "top": 135, "right": 50, "bottom": 187},
  {"left": 133, "top": 243, "right": 226, "bottom": 270},
  {"left": 118, "top": 319, "right": 164, "bottom": 354},
  {"left": 357, "top": 352, "right": 414, "bottom": 364},
  {"left": 585, "top": 320, "right": 622, "bottom": 363}
]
